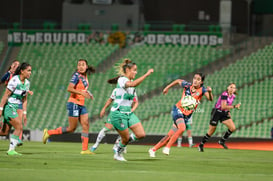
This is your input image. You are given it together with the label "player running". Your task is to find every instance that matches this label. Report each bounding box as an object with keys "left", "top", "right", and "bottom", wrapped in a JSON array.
[
  {"left": 198, "top": 83, "right": 241, "bottom": 152},
  {"left": 0, "top": 62, "right": 31, "bottom": 155},
  {"left": 43, "top": 59, "right": 95, "bottom": 155},
  {"left": 110, "top": 58, "right": 153, "bottom": 161},
  {"left": 0, "top": 60, "right": 33, "bottom": 146},
  {"left": 149, "top": 73, "right": 213, "bottom": 157},
  {"left": 90, "top": 88, "right": 138, "bottom": 153}
]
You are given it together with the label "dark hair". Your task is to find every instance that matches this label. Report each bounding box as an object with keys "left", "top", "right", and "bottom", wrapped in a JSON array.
[
  {"left": 14, "top": 62, "right": 31, "bottom": 75},
  {"left": 107, "top": 76, "right": 120, "bottom": 84},
  {"left": 6, "top": 60, "right": 20, "bottom": 72},
  {"left": 195, "top": 73, "right": 205, "bottom": 86},
  {"left": 77, "top": 59, "right": 95, "bottom": 75}
]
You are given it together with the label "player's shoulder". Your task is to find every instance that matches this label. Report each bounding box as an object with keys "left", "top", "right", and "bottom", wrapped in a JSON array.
[
  {"left": 118, "top": 76, "right": 129, "bottom": 81},
  {"left": 222, "top": 91, "right": 228, "bottom": 96},
  {"left": 72, "top": 72, "right": 80, "bottom": 77},
  {"left": 9, "top": 75, "right": 19, "bottom": 83}
]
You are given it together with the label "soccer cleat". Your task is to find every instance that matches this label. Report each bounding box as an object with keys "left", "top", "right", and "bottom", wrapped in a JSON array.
[
  {"left": 114, "top": 153, "right": 127, "bottom": 161},
  {"left": 177, "top": 144, "right": 182, "bottom": 148},
  {"left": 198, "top": 144, "right": 204, "bottom": 152},
  {"left": 162, "top": 147, "right": 170, "bottom": 155},
  {"left": 218, "top": 140, "right": 228, "bottom": 149},
  {"left": 189, "top": 144, "right": 196, "bottom": 148},
  {"left": 7, "top": 150, "right": 22, "bottom": 156},
  {"left": 80, "top": 150, "right": 95, "bottom": 155},
  {"left": 148, "top": 148, "right": 156, "bottom": 158},
  {"left": 90, "top": 146, "right": 97, "bottom": 153},
  {"left": 42, "top": 129, "right": 50, "bottom": 144}
]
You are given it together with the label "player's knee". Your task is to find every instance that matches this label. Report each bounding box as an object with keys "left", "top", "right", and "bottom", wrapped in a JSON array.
[
  {"left": 137, "top": 132, "right": 145, "bottom": 139},
  {"left": 67, "top": 127, "right": 76, "bottom": 132},
  {"left": 230, "top": 126, "right": 236, "bottom": 132}
]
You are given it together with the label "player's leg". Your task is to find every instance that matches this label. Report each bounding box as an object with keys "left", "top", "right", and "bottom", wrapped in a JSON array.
[
  {"left": 177, "top": 135, "right": 182, "bottom": 147},
  {"left": 43, "top": 102, "right": 78, "bottom": 144},
  {"left": 0, "top": 121, "right": 10, "bottom": 136},
  {"left": 198, "top": 108, "right": 219, "bottom": 152},
  {"left": 218, "top": 119, "right": 236, "bottom": 149},
  {"left": 164, "top": 119, "right": 186, "bottom": 155},
  {"left": 149, "top": 125, "right": 176, "bottom": 157},
  {"left": 114, "top": 128, "right": 129, "bottom": 161},
  {"left": 111, "top": 110, "right": 129, "bottom": 161},
  {"left": 129, "top": 113, "right": 145, "bottom": 142},
  {"left": 198, "top": 125, "right": 216, "bottom": 152},
  {"left": 17, "top": 108, "right": 24, "bottom": 146},
  {"left": 80, "top": 112, "right": 94, "bottom": 154},
  {"left": 7, "top": 117, "right": 22, "bottom": 155},
  {"left": 186, "top": 125, "right": 195, "bottom": 147},
  {"left": 91, "top": 123, "right": 113, "bottom": 152}
]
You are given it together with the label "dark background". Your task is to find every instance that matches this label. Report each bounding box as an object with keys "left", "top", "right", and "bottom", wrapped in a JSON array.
[{"left": 0, "top": 0, "right": 272, "bottom": 35}]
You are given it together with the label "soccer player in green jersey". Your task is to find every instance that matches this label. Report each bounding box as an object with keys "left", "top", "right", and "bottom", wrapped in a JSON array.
[
  {"left": 0, "top": 63, "right": 32, "bottom": 155},
  {"left": 110, "top": 58, "right": 153, "bottom": 161}
]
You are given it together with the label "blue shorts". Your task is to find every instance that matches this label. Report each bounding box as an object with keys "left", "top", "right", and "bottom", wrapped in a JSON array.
[
  {"left": 67, "top": 102, "right": 88, "bottom": 117},
  {"left": 18, "top": 104, "right": 22, "bottom": 110},
  {"left": 171, "top": 105, "right": 192, "bottom": 125}
]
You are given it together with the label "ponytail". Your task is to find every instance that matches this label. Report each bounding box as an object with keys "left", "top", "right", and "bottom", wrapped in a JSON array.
[{"left": 115, "top": 58, "right": 136, "bottom": 76}]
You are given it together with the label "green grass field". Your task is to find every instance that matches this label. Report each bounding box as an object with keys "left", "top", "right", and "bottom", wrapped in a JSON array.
[{"left": 0, "top": 140, "right": 272, "bottom": 181}]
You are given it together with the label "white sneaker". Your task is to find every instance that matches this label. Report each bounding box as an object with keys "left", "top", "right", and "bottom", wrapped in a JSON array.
[
  {"left": 162, "top": 147, "right": 170, "bottom": 155},
  {"left": 177, "top": 144, "right": 181, "bottom": 148},
  {"left": 123, "top": 147, "right": 127, "bottom": 154},
  {"left": 114, "top": 153, "right": 127, "bottom": 161},
  {"left": 148, "top": 148, "right": 156, "bottom": 158}
]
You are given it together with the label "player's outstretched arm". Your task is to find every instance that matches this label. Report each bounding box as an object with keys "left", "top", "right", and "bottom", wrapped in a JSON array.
[
  {"left": 163, "top": 79, "right": 183, "bottom": 95},
  {"left": 125, "top": 69, "right": 154, "bottom": 88}
]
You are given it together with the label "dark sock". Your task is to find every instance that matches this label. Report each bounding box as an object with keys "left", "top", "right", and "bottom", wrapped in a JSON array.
[
  {"left": 220, "top": 129, "right": 232, "bottom": 142},
  {"left": 200, "top": 133, "right": 211, "bottom": 145}
]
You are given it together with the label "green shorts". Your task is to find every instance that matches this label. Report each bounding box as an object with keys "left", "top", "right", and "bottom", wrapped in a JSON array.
[
  {"left": 104, "top": 112, "right": 112, "bottom": 124},
  {"left": 185, "top": 117, "right": 192, "bottom": 130},
  {"left": 3, "top": 103, "right": 19, "bottom": 126},
  {"left": 110, "top": 110, "right": 140, "bottom": 131}
]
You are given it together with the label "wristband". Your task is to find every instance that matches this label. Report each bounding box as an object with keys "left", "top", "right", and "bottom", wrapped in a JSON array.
[
  {"left": 233, "top": 105, "right": 236, "bottom": 108},
  {"left": 23, "top": 111, "right": 27, "bottom": 114},
  {"left": 0, "top": 107, "right": 3, "bottom": 111}
]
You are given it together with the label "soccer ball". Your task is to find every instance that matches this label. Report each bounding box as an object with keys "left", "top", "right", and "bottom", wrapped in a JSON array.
[{"left": 181, "top": 95, "right": 197, "bottom": 111}]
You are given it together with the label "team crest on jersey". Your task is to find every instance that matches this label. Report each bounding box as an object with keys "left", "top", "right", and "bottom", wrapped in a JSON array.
[
  {"left": 120, "top": 123, "right": 125, "bottom": 128},
  {"left": 12, "top": 111, "right": 16, "bottom": 115},
  {"left": 196, "top": 92, "right": 200, "bottom": 96}
]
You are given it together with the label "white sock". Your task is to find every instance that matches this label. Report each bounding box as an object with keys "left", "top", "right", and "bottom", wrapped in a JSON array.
[
  {"left": 188, "top": 137, "right": 193, "bottom": 145},
  {"left": 177, "top": 137, "right": 182, "bottom": 146},
  {"left": 9, "top": 137, "right": 18, "bottom": 151},
  {"left": 93, "top": 128, "right": 108, "bottom": 148},
  {"left": 129, "top": 133, "right": 137, "bottom": 143}
]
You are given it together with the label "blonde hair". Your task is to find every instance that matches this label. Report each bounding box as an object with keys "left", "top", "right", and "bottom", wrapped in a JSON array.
[{"left": 116, "top": 58, "right": 135, "bottom": 76}]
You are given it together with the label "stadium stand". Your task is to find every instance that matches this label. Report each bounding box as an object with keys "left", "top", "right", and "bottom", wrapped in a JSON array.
[
  {"left": 128, "top": 43, "right": 273, "bottom": 137},
  {"left": 16, "top": 43, "right": 119, "bottom": 130},
  {"left": 8, "top": 40, "right": 273, "bottom": 139}
]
